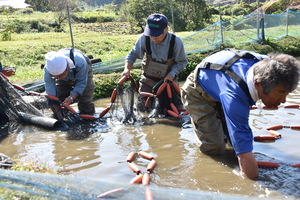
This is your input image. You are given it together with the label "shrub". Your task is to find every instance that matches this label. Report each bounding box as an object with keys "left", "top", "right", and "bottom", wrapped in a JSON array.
[
  {"left": 17, "top": 8, "right": 34, "bottom": 14},
  {"left": 1, "top": 29, "right": 11, "bottom": 41},
  {"left": 3, "top": 19, "right": 26, "bottom": 33}
]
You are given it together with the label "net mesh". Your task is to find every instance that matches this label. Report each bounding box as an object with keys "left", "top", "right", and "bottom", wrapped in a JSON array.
[
  {"left": 0, "top": 74, "right": 45, "bottom": 133},
  {"left": 109, "top": 77, "right": 141, "bottom": 124},
  {"left": 0, "top": 168, "right": 257, "bottom": 200}
]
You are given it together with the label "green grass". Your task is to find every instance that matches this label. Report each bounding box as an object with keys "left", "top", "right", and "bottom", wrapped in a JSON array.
[
  {"left": 0, "top": 25, "right": 192, "bottom": 85},
  {"left": 0, "top": 32, "right": 138, "bottom": 84}
]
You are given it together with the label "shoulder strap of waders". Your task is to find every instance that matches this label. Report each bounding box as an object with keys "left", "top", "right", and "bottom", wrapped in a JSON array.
[
  {"left": 145, "top": 36, "right": 152, "bottom": 56},
  {"left": 69, "top": 48, "right": 80, "bottom": 77},
  {"left": 145, "top": 34, "right": 176, "bottom": 59},
  {"left": 168, "top": 34, "right": 176, "bottom": 59},
  {"left": 70, "top": 48, "right": 75, "bottom": 65},
  {"left": 200, "top": 49, "right": 263, "bottom": 98}
]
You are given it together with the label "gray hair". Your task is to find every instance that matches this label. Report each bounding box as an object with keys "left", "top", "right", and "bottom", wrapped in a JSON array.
[{"left": 253, "top": 53, "right": 300, "bottom": 94}]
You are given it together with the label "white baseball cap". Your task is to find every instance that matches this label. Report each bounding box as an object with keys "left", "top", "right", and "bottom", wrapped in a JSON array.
[{"left": 45, "top": 51, "right": 67, "bottom": 75}]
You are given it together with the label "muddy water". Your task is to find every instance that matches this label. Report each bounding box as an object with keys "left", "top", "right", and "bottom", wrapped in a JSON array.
[{"left": 1, "top": 84, "right": 300, "bottom": 199}]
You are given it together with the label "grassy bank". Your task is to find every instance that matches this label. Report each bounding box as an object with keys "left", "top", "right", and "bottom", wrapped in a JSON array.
[
  {"left": 1, "top": 33, "right": 300, "bottom": 99},
  {"left": 0, "top": 30, "right": 193, "bottom": 85}
]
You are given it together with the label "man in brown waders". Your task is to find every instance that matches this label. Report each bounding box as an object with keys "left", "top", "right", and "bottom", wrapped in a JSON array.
[
  {"left": 121, "top": 13, "right": 188, "bottom": 116},
  {"left": 44, "top": 48, "right": 95, "bottom": 120},
  {"left": 181, "top": 49, "right": 300, "bottom": 179}
]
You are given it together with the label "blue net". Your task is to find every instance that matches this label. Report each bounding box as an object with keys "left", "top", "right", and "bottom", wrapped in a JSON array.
[
  {"left": 183, "top": 10, "right": 300, "bottom": 53},
  {"left": 0, "top": 168, "right": 259, "bottom": 200},
  {"left": 264, "top": 10, "right": 300, "bottom": 39}
]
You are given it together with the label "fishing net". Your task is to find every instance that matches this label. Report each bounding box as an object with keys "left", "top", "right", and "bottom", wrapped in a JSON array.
[
  {"left": 108, "top": 76, "right": 188, "bottom": 126},
  {"left": 109, "top": 77, "right": 140, "bottom": 124},
  {"left": 0, "top": 168, "right": 257, "bottom": 200},
  {"left": 0, "top": 73, "right": 65, "bottom": 133},
  {"left": 0, "top": 74, "right": 42, "bottom": 132}
]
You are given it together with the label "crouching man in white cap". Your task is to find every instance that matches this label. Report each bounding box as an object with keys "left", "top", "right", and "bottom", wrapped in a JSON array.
[{"left": 44, "top": 48, "right": 95, "bottom": 120}]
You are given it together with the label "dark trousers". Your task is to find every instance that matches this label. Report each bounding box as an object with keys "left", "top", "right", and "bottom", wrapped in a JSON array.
[{"left": 57, "top": 65, "right": 95, "bottom": 115}]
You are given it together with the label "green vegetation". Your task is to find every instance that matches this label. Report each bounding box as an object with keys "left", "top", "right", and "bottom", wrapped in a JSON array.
[
  {"left": 0, "top": 159, "right": 63, "bottom": 199},
  {"left": 0, "top": 4, "right": 300, "bottom": 98}
]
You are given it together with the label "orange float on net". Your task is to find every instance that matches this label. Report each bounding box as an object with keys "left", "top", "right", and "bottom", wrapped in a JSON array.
[
  {"left": 268, "top": 130, "right": 281, "bottom": 138},
  {"left": 257, "top": 161, "right": 279, "bottom": 168},
  {"left": 129, "top": 174, "right": 143, "bottom": 184},
  {"left": 266, "top": 124, "right": 283, "bottom": 131},
  {"left": 142, "top": 173, "right": 150, "bottom": 186},
  {"left": 126, "top": 152, "right": 135, "bottom": 163},
  {"left": 254, "top": 135, "right": 277, "bottom": 142},
  {"left": 126, "top": 151, "right": 156, "bottom": 186},
  {"left": 0, "top": 72, "right": 9, "bottom": 81},
  {"left": 167, "top": 110, "right": 180, "bottom": 118},
  {"left": 170, "top": 103, "right": 179, "bottom": 115},
  {"left": 28, "top": 91, "right": 41, "bottom": 96},
  {"left": 110, "top": 89, "right": 117, "bottom": 103},
  {"left": 144, "top": 187, "right": 154, "bottom": 200},
  {"left": 79, "top": 114, "right": 96, "bottom": 120},
  {"left": 290, "top": 125, "right": 300, "bottom": 130},
  {"left": 146, "top": 159, "right": 156, "bottom": 172},
  {"left": 12, "top": 84, "right": 26, "bottom": 92},
  {"left": 156, "top": 81, "right": 167, "bottom": 95},
  {"left": 96, "top": 188, "right": 124, "bottom": 198},
  {"left": 99, "top": 106, "right": 111, "bottom": 118},
  {"left": 117, "top": 75, "right": 128, "bottom": 85},
  {"left": 171, "top": 81, "right": 181, "bottom": 95},
  {"left": 291, "top": 163, "right": 300, "bottom": 168},
  {"left": 45, "top": 94, "right": 59, "bottom": 101},
  {"left": 138, "top": 151, "right": 154, "bottom": 160},
  {"left": 166, "top": 83, "right": 172, "bottom": 99},
  {"left": 128, "top": 162, "right": 141, "bottom": 174},
  {"left": 145, "top": 97, "right": 152, "bottom": 108},
  {"left": 284, "top": 104, "right": 299, "bottom": 108},
  {"left": 140, "top": 92, "right": 155, "bottom": 98},
  {"left": 181, "top": 110, "right": 189, "bottom": 115},
  {"left": 2, "top": 68, "right": 15, "bottom": 76},
  {"left": 63, "top": 103, "right": 77, "bottom": 114}
]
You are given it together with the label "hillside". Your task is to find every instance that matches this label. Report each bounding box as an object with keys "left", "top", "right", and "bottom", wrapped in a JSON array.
[{"left": 80, "top": 0, "right": 113, "bottom": 6}]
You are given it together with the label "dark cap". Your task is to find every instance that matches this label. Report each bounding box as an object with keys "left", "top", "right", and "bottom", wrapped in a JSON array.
[{"left": 144, "top": 13, "right": 168, "bottom": 37}]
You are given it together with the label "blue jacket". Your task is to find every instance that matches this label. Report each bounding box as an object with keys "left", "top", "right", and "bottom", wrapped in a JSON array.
[
  {"left": 44, "top": 49, "right": 89, "bottom": 105},
  {"left": 197, "top": 50, "right": 267, "bottom": 154}
]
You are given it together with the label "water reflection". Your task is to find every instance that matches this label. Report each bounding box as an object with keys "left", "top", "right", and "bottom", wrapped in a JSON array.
[{"left": 0, "top": 85, "right": 299, "bottom": 199}]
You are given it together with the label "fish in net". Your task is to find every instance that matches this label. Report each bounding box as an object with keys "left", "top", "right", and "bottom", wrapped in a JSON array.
[
  {"left": 109, "top": 77, "right": 140, "bottom": 124},
  {"left": 108, "top": 76, "right": 187, "bottom": 125}
]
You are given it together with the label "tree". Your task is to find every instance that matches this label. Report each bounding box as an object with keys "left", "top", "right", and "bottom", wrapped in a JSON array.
[
  {"left": 47, "top": 0, "right": 79, "bottom": 32},
  {"left": 119, "top": 0, "right": 211, "bottom": 33},
  {"left": 25, "top": 0, "right": 50, "bottom": 11}
]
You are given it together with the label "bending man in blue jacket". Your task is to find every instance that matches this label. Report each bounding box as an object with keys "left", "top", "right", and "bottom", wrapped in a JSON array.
[{"left": 181, "top": 49, "right": 300, "bottom": 179}]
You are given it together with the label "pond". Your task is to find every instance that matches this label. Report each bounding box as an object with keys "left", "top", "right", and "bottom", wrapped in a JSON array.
[{"left": 0, "top": 83, "right": 300, "bottom": 199}]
